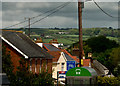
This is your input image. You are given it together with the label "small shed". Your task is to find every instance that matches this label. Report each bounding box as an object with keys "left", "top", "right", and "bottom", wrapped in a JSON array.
[{"left": 66, "top": 67, "right": 97, "bottom": 86}]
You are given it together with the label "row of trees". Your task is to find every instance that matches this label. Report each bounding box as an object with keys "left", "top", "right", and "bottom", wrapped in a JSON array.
[
  {"left": 67, "top": 35, "right": 120, "bottom": 85},
  {"left": 63, "top": 28, "right": 120, "bottom": 37},
  {"left": 2, "top": 45, "right": 54, "bottom": 86},
  {"left": 82, "top": 28, "right": 120, "bottom": 37},
  {"left": 67, "top": 35, "right": 120, "bottom": 76},
  {"left": 85, "top": 36, "right": 120, "bottom": 76},
  {"left": 22, "top": 28, "right": 120, "bottom": 38}
]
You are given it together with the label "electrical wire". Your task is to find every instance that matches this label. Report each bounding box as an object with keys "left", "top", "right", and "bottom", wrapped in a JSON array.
[
  {"left": 3, "top": 0, "right": 119, "bottom": 29},
  {"left": 3, "top": 1, "right": 72, "bottom": 29},
  {"left": 30, "top": 1, "right": 71, "bottom": 20},
  {"left": 2, "top": 1, "right": 72, "bottom": 36},
  {"left": 21, "top": 2, "right": 71, "bottom": 29},
  {"left": 3, "top": 20, "right": 27, "bottom": 29},
  {"left": 93, "top": 0, "right": 119, "bottom": 18}
]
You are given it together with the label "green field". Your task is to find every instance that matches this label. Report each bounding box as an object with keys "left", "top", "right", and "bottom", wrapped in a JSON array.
[
  {"left": 28, "top": 28, "right": 119, "bottom": 46},
  {"left": 42, "top": 35, "right": 91, "bottom": 46},
  {"left": 107, "top": 36, "right": 119, "bottom": 43},
  {"left": 30, "top": 33, "right": 119, "bottom": 46}
]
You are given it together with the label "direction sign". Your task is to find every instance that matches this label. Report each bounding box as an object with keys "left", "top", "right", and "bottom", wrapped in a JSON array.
[{"left": 67, "top": 61, "right": 76, "bottom": 70}]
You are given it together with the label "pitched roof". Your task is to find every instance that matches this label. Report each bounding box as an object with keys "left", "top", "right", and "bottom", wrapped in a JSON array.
[
  {"left": 47, "top": 51, "right": 61, "bottom": 62},
  {"left": 92, "top": 60, "right": 109, "bottom": 76},
  {"left": 43, "top": 44, "right": 77, "bottom": 62},
  {"left": 2, "top": 30, "right": 53, "bottom": 59},
  {"left": 61, "top": 49, "right": 79, "bottom": 62},
  {"left": 43, "top": 43, "right": 60, "bottom": 51},
  {"left": 64, "top": 53, "right": 74, "bottom": 61}
]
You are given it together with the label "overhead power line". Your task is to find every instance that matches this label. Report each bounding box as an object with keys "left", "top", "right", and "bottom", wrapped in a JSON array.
[
  {"left": 3, "top": 1, "right": 72, "bottom": 29},
  {"left": 93, "top": 0, "right": 119, "bottom": 18},
  {"left": 3, "top": 20, "right": 27, "bottom": 29},
  {"left": 30, "top": 1, "right": 71, "bottom": 20},
  {"left": 21, "top": 2, "right": 71, "bottom": 29}
]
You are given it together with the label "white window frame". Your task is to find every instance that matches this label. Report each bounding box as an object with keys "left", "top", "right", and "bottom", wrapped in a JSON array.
[
  {"left": 30, "top": 58, "right": 32, "bottom": 71},
  {"left": 40, "top": 58, "right": 42, "bottom": 73},
  {"left": 46, "top": 59, "right": 48, "bottom": 70},
  {"left": 35, "top": 58, "right": 37, "bottom": 73},
  {"left": 61, "top": 63, "right": 64, "bottom": 71}
]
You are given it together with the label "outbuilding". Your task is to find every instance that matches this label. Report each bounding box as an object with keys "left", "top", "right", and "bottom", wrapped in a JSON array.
[{"left": 66, "top": 67, "right": 97, "bottom": 85}]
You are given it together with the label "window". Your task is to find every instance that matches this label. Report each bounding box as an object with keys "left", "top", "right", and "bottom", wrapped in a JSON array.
[
  {"left": 40, "top": 59, "right": 42, "bottom": 72},
  {"left": 35, "top": 59, "right": 37, "bottom": 73},
  {"left": 46, "top": 60, "right": 48, "bottom": 70},
  {"left": 61, "top": 63, "right": 64, "bottom": 71},
  {"left": 30, "top": 59, "right": 32, "bottom": 71}
]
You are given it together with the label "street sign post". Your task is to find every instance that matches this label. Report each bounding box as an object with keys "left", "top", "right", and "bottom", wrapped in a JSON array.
[{"left": 57, "top": 71, "right": 67, "bottom": 86}]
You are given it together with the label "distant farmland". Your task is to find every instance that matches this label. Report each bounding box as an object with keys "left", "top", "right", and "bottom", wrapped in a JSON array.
[{"left": 24, "top": 28, "right": 120, "bottom": 46}]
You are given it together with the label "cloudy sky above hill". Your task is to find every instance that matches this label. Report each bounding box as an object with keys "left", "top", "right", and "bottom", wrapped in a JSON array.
[{"left": 1, "top": 0, "right": 120, "bottom": 29}]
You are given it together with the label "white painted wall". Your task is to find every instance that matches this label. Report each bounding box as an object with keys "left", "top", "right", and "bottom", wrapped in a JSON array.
[
  {"left": 57, "top": 52, "right": 67, "bottom": 71},
  {"left": 52, "top": 52, "right": 67, "bottom": 79},
  {"left": 52, "top": 43, "right": 59, "bottom": 48},
  {"left": 36, "top": 43, "right": 43, "bottom": 48},
  {"left": 52, "top": 43, "right": 63, "bottom": 48}
]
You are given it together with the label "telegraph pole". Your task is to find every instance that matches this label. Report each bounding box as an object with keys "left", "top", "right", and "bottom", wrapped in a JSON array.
[
  {"left": 78, "top": 0, "right": 83, "bottom": 67},
  {"left": 28, "top": 18, "right": 31, "bottom": 37},
  {"left": 25, "top": 17, "right": 31, "bottom": 37}
]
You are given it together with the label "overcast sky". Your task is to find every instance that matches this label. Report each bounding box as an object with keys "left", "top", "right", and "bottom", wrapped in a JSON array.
[{"left": 1, "top": 0, "right": 120, "bottom": 29}]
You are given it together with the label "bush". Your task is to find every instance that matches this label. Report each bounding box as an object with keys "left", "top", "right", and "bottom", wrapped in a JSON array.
[{"left": 97, "top": 76, "right": 120, "bottom": 86}]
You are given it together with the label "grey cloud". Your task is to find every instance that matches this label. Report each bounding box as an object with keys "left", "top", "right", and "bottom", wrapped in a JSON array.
[
  {"left": 82, "top": 2, "right": 118, "bottom": 21},
  {"left": 1, "top": 2, "right": 119, "bottom": 28}
]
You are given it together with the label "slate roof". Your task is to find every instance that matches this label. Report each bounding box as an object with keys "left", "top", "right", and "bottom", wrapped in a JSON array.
[
  {"left": 43, "top": 43, "right": 60, "bottom": 51},
  {"left": 64, "top": 53, "right": 74, "bottom": 61},
  {"left": 92, "top": 60, "right": 109, "bottom": 76},
  {"left": 2, "top": 30, "right": 53, "bottom": 59},
  {"left": 61, "top": 49, "right": 78, "bottom": 62},
  {"left": 43, "top": 44, "right": 76, "bottom": 62}
]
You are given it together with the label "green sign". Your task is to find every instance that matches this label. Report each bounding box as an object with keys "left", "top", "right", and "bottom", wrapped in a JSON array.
[{"left": 66, "top": 67, "right": 91, "bottom": 76}]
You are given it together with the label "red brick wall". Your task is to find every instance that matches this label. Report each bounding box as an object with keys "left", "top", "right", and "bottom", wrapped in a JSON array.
[
  {"left": 83, "top": 59, "right": 90, "bottom": 67},
  {"left": 31, "top": 59, "right": 52, "bottom": 74},
  {"left": 41, "top": 59, "right": 47, "bottom": 72},
  {"left": 72, "top": 49, "right": 79, "bottom": 57},
  {"left": 47, "top": 59, "right": 52, "bottom": 73},
  {"left": 36, "top": 58, "right": 40, "bottom": 73},
  {"left": 3, "top": 42, "right": 23, "bottom": 73},
  {"left": 3, "top": 41, "right": 52, "bottom": 74},
  {"left": 32, "top": 58, "right": 35, "bottom": 73},
  {"left": 36, "top": 59, "right": 52, "bottom": 74}
]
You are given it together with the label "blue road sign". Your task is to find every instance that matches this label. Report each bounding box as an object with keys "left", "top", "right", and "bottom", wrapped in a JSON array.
[{"left": 67, "top": 61, "right": 76, "bottom": 71}]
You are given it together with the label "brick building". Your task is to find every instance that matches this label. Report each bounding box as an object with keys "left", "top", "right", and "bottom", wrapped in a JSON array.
[{"left": 1, "top": 30, "right": 54, "bottom": 74}]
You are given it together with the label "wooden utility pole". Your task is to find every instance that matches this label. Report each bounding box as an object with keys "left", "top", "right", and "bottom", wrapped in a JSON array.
[
  {"left": 28, "top": 18, "right": 31, "bottom": 37},
  {"left": 25, "top": 17, "right": 31, "bottom": 37},
  {"left": 78, "top": 0, "right": 83, "bottom": 67}
]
